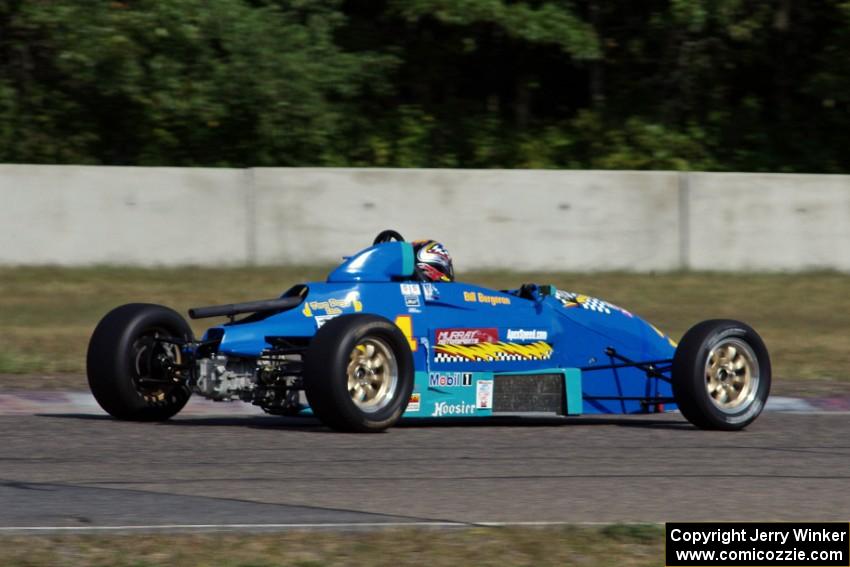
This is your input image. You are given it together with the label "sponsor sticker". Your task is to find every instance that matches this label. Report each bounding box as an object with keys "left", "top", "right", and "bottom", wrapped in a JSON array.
[
  {"left": 302, "top": 292, "right": 363, "bottom": 327},
  {"left": 431, "top": 401, "right": 475, "bottom": 417},
  {"left": 435, "top": 328, "right": 499, "bottom": 346},
  {"left": 476, "top": 379, "right": 493, "bottom": 409},
  {"left": 428, "top": 372, "right": 473, "bottom": 388},
  {"left": 422, "top": 283, "right": 439, "bottom": 301},
  {"left": 407, "top": 392, "right": 421, "bottom": 412},
  {"left": 506, "top": 329, "right": 548, "bottom": 342},
  {"left": 400, "top": 283, "right": 421, "bottom": 296},
  {"left": 400, "top": 283, "right": 421, "bottom": 309}
]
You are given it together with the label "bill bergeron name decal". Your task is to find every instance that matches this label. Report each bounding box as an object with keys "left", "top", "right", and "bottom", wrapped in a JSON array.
[{"left": 670, "top": 527, "right": 848, "bottom": 546}]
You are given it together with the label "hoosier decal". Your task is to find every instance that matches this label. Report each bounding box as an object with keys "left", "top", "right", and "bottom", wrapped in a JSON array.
[
  {"left": 434, "top": 341, "right": 553, "bottom": 363},
  {"left": 431, "top": 401, "right": 475, "bottom": 417}
]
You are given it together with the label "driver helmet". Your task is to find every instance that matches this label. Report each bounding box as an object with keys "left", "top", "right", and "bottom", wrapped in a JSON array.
[{"left": 412, "top": 240, "right": 454, "bottom": 282}]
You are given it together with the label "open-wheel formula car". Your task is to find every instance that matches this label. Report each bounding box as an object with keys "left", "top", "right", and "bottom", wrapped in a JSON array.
[{"left": 87, "top": 230, "right": 771, "bottom": 432}]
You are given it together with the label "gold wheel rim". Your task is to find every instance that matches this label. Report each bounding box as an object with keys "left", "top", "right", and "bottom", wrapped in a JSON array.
[
  {"left": 704, "top": 338, "right": 759, "bottom": 413},
  {"left": 347, "top": 337, "right": 398, "bottom": 414}
]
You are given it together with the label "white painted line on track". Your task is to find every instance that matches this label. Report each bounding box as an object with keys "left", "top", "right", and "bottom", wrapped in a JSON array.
[{"left": 765, "top": 396, "right": 817, "bottom": 412}]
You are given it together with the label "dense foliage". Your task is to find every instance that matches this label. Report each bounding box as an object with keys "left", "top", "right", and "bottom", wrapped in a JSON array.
[{"left": 0, "top": 0, "right": 847, "bottom": 171}]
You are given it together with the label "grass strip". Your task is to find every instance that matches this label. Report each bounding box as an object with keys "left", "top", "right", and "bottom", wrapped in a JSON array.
[{"left": 0, "top": 525, "right": 663, "bottom": 567}]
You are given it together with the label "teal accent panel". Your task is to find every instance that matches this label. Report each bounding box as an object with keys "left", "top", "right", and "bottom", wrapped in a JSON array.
[
  {"left": 564, "top": 368, "right": 583, "bottom": 415},
  {"left": 401, "top": 370, "right": 429, "bottom": 417},
  {"left": 414, "top": 370, "right": 428, "bottom": 387},
  {"left": 401, "top": 242, "right": 414, "bottom": 276}
]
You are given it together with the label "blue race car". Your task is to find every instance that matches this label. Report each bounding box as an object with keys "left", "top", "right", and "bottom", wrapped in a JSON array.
[{"left": 87, "top": 230, "right": 771, "bottom": 432}]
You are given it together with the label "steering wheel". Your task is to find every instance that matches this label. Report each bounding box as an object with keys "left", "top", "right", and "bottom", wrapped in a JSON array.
[{"left": 373, "top": 230, "right": 405, "bottom": 245}]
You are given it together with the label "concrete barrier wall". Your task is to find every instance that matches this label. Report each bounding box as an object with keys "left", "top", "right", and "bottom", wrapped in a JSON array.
[
  {"left": 0, "top": 165, "right": 250, "bottom": 266},
  {"left": 686, "top": 173, "right": 850, "bottom": 271},
  {"left": 1, "top": 164, "right": 848, "bottom": 271}
]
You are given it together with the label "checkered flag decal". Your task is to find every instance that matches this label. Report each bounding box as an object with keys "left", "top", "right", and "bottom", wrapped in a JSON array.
[
  {"left": 555, "top": 290, "right": 612, "bottom": 314},
  {"left": 578, "top": 296, "right": 612, "bottom": 314}
]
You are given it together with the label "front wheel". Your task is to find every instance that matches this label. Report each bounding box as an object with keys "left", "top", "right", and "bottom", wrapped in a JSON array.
[
  {"left": 87, "top": 303, "right": 193, "bottom": 421},
  {"left": 672, "top": 319, "right": 771, "bottom": 430},
  {"left": 304, "top": 314, "right": 414, "bottom": 432}
]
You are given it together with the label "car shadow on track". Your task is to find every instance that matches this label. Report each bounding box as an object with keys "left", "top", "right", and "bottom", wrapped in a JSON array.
[
  {"left": 398, "top": 415, "right": 694, "bottom": 430},
  {"left": 36, "top": 413, "right": 695, "bottom": 432},
  {"left": 35, "top": 413, "right": 327, "bottom": 433}
]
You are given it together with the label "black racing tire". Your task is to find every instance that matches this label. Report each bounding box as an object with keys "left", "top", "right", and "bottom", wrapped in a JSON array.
[
  {"left": 304, "top": 314, "right": 414, "bottom": 432},
  {"left": 672, "top": 319, "right": 771, "bottom": 431},
  {"left": 87, "top": 303, "right": 193, "bottom": 421}
]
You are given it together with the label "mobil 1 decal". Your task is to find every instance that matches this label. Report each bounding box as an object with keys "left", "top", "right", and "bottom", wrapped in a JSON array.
[{"left": 428, "top": 372, "right": 473, "bottom": 388}]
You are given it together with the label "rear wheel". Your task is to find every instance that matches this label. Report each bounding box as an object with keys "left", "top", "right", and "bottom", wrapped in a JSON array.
[
  {"left": 304, "top": 314, "right": 413, "bottom": 432},
  {"left": 87, "top": 303, "right": 193, "bottom": 421},
  {"left": 672, "top": 319, "right": 771, "bottom": 430}
]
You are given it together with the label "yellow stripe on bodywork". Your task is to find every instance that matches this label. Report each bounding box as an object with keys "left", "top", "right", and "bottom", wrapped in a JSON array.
[{"left": 435, "top": 341, "right": 552, "bottom": 361}]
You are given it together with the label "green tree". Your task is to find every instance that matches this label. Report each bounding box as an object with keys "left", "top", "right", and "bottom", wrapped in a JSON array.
[
  {"left": 0, "top": 0, "right": 391, "bottom": 166},
  {"left": 0, "top": 0, "right": 848, "bottom": 171}
]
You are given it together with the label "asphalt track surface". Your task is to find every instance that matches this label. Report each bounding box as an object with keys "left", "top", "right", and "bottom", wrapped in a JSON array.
[{"left": 1, "top": 392, "right": 849, "bottom": 533}]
